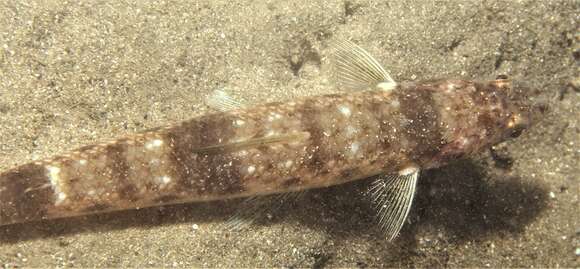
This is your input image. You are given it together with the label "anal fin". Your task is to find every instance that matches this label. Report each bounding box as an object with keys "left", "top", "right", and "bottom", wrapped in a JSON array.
[
  {"left": 223, "top": 191, "right": 306, "bottom": 231},
  {"left": 367, "top": 168, "right": 419, "bottom": 241}
]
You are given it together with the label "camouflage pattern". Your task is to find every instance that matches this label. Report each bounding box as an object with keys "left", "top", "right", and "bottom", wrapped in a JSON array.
[{"left": 0, "top": 78, "right": 537, "bottom": 226}]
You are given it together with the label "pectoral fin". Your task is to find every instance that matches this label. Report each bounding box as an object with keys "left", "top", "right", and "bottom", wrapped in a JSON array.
[
  {"left": 331, "top": 39, "right": 396, "bottom": 91},
  {"left": 367, "top": 168, "right": 419, "bottom": 241},
  {"left": 205, "top": 88, "right": 245, "bottom": 112}
]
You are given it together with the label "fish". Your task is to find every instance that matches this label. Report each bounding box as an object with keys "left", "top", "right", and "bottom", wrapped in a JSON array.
[{"left": 0, "top": 40, "right": 544, "bottom": 240}]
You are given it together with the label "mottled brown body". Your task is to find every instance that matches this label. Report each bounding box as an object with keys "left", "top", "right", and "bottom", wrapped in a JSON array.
[{"left": 0, "top": 79, "right": 532, "bottom": 226}]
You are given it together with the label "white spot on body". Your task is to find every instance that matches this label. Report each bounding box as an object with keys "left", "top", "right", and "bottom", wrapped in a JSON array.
[
  {"left": 399, "top": 165, "right": 419, "bottom": 176},
  {"left": 284, "top": 160, "right": 293, "bottom": 169},
  {"left": 153, "top": 139, "right": 163, "bottom": 147},
  {"left": 46, "top": 165, "right": 67, "bottom": 204},
  {"left": 446, "top": 83, "right": 456, "bottom": 92},
  {"left": 47, "top": 165, "right": 60, "bottom": 180},
  {"left": 78, "top": 159, "right": 87, "bottom": 165},
  {"left": 267, "top": 112, "right": 283, "bottom": 122},
  {"left": 156, "top": 175, "right": 172, "bottom": 186},
  {"left": 350, "top": 142, "right": 360, "bottom": 154},
  {"left": 57, "top": 193, "right": 67, "bottom": 203},
  {"left": 269, "top": 112, "right": 283, "bottom": 120},
  {"left": 235, "top": 119, "right": 245, "bottom": 126},
  {"left": 247, "top": 165, "right": 256, "bottom": 174},
  {"left": 338, "top": 105, "right": 352, "bottom": 117},
  {"left": 145, "top": 139, "right": 164, "bottom": 150},
  {"left": 376, "top": 81, "right": 397, "bottom": 91},
  {"left": 345, "top": 125, "right": 358, "bottom": 136},
  {"left": 149, "top": 158, "right": 161, "bottom": 166},
  {"left": 459, "top": 137, "right": 470, "bottom": 146}
]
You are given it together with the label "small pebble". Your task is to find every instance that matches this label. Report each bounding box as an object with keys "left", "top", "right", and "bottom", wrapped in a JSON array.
[{"left": 575, "top": 247, "right": 580, "bottom": 256}]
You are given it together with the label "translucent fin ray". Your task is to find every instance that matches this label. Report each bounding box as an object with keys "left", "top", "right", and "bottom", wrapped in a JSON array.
[
  {"left": 206, "top": 89, "right": 244, "bottom": 112},
  {"left": 223, "top": 191, "right": 306, "bottom": 231},
  {"left": 331, "top": 39, "right": 395, "bottom": 91},
  {"left": 192, "top": 132, "right": 310, "bottom": 154},
  {"left": 367, "top": 169, "right": 419, "bottom": 241}
]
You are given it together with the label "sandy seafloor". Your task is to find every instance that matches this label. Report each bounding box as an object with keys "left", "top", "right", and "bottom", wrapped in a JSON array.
[{"left": 0, "top": 0, "right": 578, "bottom": 267}]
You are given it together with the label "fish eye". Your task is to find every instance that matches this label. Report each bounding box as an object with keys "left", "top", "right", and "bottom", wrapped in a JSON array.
[
  {"left": 510, "top": 125, "right": 524, "bottom": 138},
  {"left": 507, "top": 114, "right": 527, "bottom": 138}
]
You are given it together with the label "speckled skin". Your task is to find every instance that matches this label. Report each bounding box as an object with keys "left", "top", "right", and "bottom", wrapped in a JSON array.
[{"left": 0, "top": 78, "right": 534, "bottom": 225}]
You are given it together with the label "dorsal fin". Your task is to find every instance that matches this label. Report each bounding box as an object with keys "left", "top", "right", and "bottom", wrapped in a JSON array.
[{"left": 331, "top": 39, "right": 396, "bottom": 91}]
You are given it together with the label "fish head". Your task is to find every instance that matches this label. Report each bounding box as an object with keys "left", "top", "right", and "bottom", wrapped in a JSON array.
[
  {"left": 432, "top": 77, "right": 547, "bottom": 165},
  {"left": 476, "top": 76, "right": 547, "bottom": 144}
]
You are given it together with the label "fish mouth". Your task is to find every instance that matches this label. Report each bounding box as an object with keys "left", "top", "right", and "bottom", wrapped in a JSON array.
[
  {"left": 529, "top": 100, "right": 549, "bottom": 123},
  {"left": 521, "top": 91, "right": 550, "bottom": 130},
  {"left": 505, "top": 98, "right": 548, "bottom": 140}
]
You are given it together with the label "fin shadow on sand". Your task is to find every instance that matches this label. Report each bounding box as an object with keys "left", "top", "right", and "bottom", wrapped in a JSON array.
[{"left": 294, "top": 159, "right": 549, "bottom": 251}]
